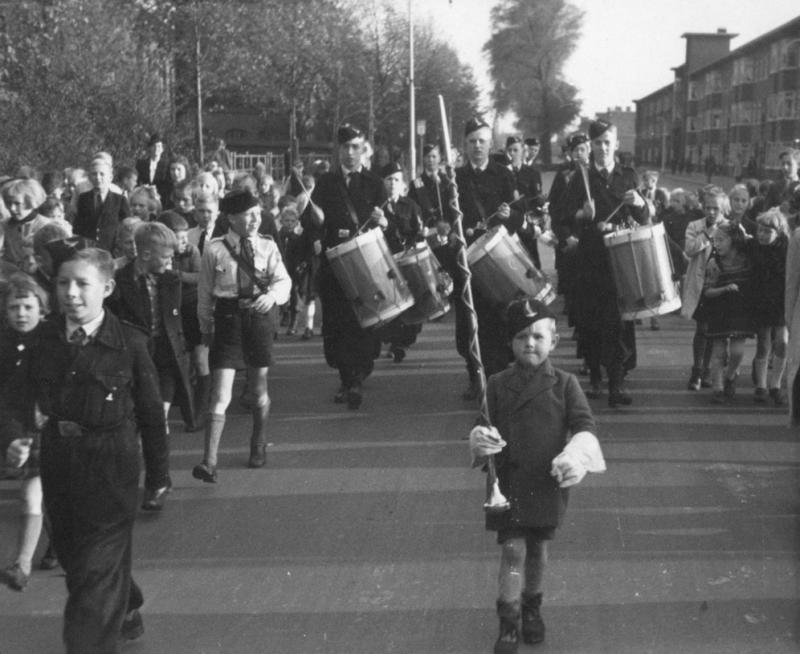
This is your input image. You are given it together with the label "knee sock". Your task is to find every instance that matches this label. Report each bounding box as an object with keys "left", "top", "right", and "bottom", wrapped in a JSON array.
[
  {"left": 204, "top": 413, "right": 226, "bottom": 467},
  {"left": 305, "top": 301, "right": 315, "bottom": 330},
  {"left": 753, "top": 357, "right": 768, "bottom": 389},
  {"left": 498, "top": 539, "right": 525, "bottom": 604},
  {"left": 523, "top": 540, "right": 548, "bottom": 595},
  {"left": 16, "top": 513, "right": 43, "bottom": 574},
  {"left": 251, "top": 399, "right": 271, "bottom": 449},
  {"left": 768, "top": 356, "right": 787, "bottom": 390}
]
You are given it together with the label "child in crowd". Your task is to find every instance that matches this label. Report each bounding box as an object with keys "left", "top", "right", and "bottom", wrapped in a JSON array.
[
  {"left": 661, "top": 188, "right": 692, "bottom": 278},
  {"left": 30, "top": 222, "right": 73, "bottom": 299},
  {"left": 108, "top": 221, "right": 196, "bottom": 438},
  {"left": 129, "top": 185, "right": 162, "bottom": 222},
  {"left": 5, "top": 246, "right": 169, "bottom": 650},
  {"left": 2, "top": 178, "right": 49, "bottom": 267},
  {"left": 1, "top": 273, "right": 50, "bottom": 591},
  {"left": 728, "top": 184, "right": 755, "bottom": 235},
  {"left": 682, "top": 187, "right": 728, "bottom": 390},
  {"left": 194, "top": 189, "right": 290, "bottom": 482},
  {"left": 750, "top": 208, "right": 789, "bottom": 404},
  {"left": 113, "top": 216, "right": 143, "bottom": 270},
  {"left": 702, "top": 221, "right": 754, "bottom": 402},
  {"left": 116, "top": 166, "right": 138, "bottom": 198},
  {"left": 276, "top": 205, "right": 303, "bottom": 335},
  {"left": 469, "top": 298, "right": 605, "bottom": 653},
  {"left": 38, "top": 197, "right": 68, "bottom": 225},
  {"left": 160, "top": 211, "right": 208, "bottom": 425},
  {"left": 171, "top": 179, "right": 197, "bottom": 228}
]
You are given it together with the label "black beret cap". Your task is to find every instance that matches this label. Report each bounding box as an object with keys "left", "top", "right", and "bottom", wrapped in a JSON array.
[
  {"left": 588, "top": 119, "right": 613, "bottom": 140},
  {"left": 380, "top": 161, "right": 404, "bottom": 178},
  {"left": 147, "top": 132, "right": 162, "bottom": 147},
  {"left": 336, "top": 123, "right": 364, "bottom": 144},
  {"left": 422, "top": 143, "right": 439, "bottom": 156},
  {"left": 464, "top": 116, "right": 490, "bottom": 136},
  {"left": 45, "top": 236, "right": 95, "bottom": 273},
  {"left": 505, "top": 135, "right": 522, "bottom": 148},
  {"left": 524, "top": 137, "right": 540, "bottom": 147},
  {"left": 506, "top": 298, "right": 556, "bottom": 339},
  {"left": 219, "top": 188, "right": 260, "bottom": 215},
  {"left": 567, "top": 132, "right": 589, "bottom": 150}
]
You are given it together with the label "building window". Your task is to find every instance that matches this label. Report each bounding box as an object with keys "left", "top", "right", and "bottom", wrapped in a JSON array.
[
  {"left": 688, "top": 80, "right": 701, "bottom": 100},
  {"left": 732, "top": 57, "right": 754, "bottom": 84},
  {"left": 779, "top": 39, "right": 800, "bottom": 69},
  {"left": 705, "top": 70, "right": 722, "bottom": 93}
]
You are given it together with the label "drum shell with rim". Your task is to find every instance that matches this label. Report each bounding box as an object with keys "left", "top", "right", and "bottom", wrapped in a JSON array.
[
  {"left": 466, "top": 225, "right": 554, "bottom": 306},
  {"left": 603, "top": 222, "right": 682, "bottom": 320},
  {"left": 393, "top": 242, "right": 451, "bottom": 324},
  {"left": 325, "top": 229, "right": 415, "bottom": 328}
]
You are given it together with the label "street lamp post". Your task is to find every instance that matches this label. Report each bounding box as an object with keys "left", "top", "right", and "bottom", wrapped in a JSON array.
[{"left": 408, "top": 0, "right": 416, "bottom": 178}]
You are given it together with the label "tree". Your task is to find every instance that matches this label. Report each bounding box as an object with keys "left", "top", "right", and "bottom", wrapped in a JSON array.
[{"left": 484, "top": 0, "right": 583, "bottom": 163}]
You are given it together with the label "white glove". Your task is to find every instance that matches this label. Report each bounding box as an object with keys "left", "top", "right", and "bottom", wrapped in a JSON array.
[
  {"left": 469, "top": 425, "right": 506, "bottom": 468},
  {"left": 550, "top": 431, "right": 605, "bottom": 488},
  {"left": 6, "top": 438, "right": 32, "bottom": 468}
]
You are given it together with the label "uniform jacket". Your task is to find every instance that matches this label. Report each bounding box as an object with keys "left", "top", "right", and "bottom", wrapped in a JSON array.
[
  {"left": 455, "top": 160, "right": 516, "bottom": 235},
  {"left": 135, "top": 156, "right": 170, "bottom": 200},
  {"left": 304, "top": 167, "right": 387, "bottom": 251},
  {"left": 197, "top": 230, "right": 291, "bottom": 335},
  {"left": 382, "top": 196, "right": 422, "bottom": 254},
  {"left": 487, "top": 360, "right": 596, "bottom": 529},
  {"left": 508, "top": 163, "right": 545, "bottom": 214},
  {"left": 32, "top": 312, "right": 169, "bottom": 490},
  {"left": 408, "top": 171, "right": 457, "bottom": 227},
  {"left": 547, "top": 161, "right": 579, "bottom": 246},
  {"left": 73, "top": 189, "right": 130, "bottom": 252}
]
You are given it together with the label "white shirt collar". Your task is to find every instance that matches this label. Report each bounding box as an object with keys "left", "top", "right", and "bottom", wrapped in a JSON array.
[
  {"left": 66, "top": 310, "right": 105, "bottom": 341},
  {"left": 341, "top": 165, "right": 363, "bottom": 177},
  {"left": 593, "top": 161, "right": 614, "bottom": 176},
  {"left": 470, "top": 159, "right": 489, "bottom": 173}
]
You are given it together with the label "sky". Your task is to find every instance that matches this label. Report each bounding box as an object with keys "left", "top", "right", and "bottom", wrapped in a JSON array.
[{"left": 399, "top": 0, "right": 800, "bottom": 120}]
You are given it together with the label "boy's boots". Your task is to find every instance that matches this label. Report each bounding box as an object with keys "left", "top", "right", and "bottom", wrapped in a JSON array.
[
  {"left": 494, "top": 600, "right": 520, "bottom": 654},
  {"left": 521, "top": 592, "right": 545, "bottom": 644},
  {"left": 248, "top": 400, "right": 270, "bottom": 468}
]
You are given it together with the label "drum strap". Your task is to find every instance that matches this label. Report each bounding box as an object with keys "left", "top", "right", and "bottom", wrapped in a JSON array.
[
  {"left": 466, "top": 175, "right": 488, "bottom": 223},
  {"left": 222, "top": 239, "right": 272, "bottom": 296},
  {"left": 337, "top": 175, "right": 362, "bottom": 231}
]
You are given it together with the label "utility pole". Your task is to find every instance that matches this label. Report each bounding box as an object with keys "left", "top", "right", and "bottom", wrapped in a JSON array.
[{"left": 408, "top": 0, "right": 416, "bottom": 178}]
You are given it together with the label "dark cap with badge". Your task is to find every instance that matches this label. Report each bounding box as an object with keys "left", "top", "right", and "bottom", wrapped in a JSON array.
[
  {"left": 422, "top": 143, "right": 439, "bottom": 156},
  {"left": 567, "top": 132, "right": 589, "bottom": 150},
  {"left": 505, "top": 135, "right": 522, "bottom": 148},
  {"left": 337, "top": 123, "right": 364, "bottom": 144},
  {"left": 588, "top": 119, "right": 613, "bottom": 140},
  {"left": 45, "top": 236, "right": 95, "bottom": 274},
  {"left": 506, "top": 298, "right": 557, "bottom": 338},
  {"left": 146, "top": 132, "right": 162, "bottom": 147},
  {"left": 219, "top": 188, "right": 260, "bottom": 215},
  {"left": 524, "top": 137, "right": 540, "bottom": 147},
  {"left": 381, "top": 161, "right": 404, "bottom": 178},
  {"left": 464, "top": 116, "right": 490, "bottom": 136}
]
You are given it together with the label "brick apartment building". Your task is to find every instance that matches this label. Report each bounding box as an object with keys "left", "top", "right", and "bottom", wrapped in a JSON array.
[{"left": 634, "top": 16, "right": 800, "bottom": 177}]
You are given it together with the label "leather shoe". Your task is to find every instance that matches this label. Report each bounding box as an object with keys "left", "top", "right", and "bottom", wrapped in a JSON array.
[
  {"left": 585, "top": 383, "right": 602, "bottom": 399},
  {"left": 119, "top": 609, "right": 144, "bottom": 642},
  {"left": 192, "top": 462, "right": 217, "bottom": 483},
  {"left": 141, "top": 483, "right": 171, "bottom": 511},
  {"left": 608, "top": 391, "right": 633, "bottom": 408},
  {"left": 248, "top": 445, "right": 267, "bottom": 468}
]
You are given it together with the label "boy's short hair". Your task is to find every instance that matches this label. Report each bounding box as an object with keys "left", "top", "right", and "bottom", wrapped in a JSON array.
[
  {"left": 129, "top": 185, "right": 162, "bottom": 215},
  {"left": 0, "top": 272, "right": 50, "bottom": 317},
  {"left": 91, "top": 151, "right": 113, "bottom": 169},
  {"left": 116, "top": 216, "right": 143, "bottom": 239},
  {"left": 135, "top": 221, "right": 177, "bottom": 253},
  {"left": 756, "top": 207, "right": 789, "bottom": 236},
  {"left": 194, "top": 190, "right": 218, "bottom": 207},
  {"left": 778, "top": 148, "right": 800, "bottom": 163},
  {"left": 116, "top": 166, "right": 137, "bottom": 183},
  {"left": 38, "top": 197, "right": 64, "bottom": 218},
  {"left": 643, "top": 170, "right": 659, "bottom": 181},
  {"left": 158, "top": 210, "right": 189, "bottom": 233},
  {"left": 278, "top": 194, "right": 297, "bottom": 210},
  {"left": 58, "top": 247, "right": 115, "bottom": 281}
]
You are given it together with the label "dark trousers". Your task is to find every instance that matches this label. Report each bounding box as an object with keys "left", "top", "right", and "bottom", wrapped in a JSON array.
[
  {"left": 454, "top": 288, "right": 513, "bottom": 379},
  {"left": 40, "top": 426, "right": 142, "bottom": 654},
  {"left": 318, "top": 267, "right": 380, "bottom": 388}
]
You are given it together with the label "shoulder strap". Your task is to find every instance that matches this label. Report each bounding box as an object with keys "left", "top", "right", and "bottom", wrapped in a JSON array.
[
  {"left": 337, "top": 174, "right": 362, "bottom": 230},
  {"left": 221, "top": 238, "right": 271, "bottom": 294}
]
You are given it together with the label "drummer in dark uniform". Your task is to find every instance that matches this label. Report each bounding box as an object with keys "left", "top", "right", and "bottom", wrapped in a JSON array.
[
  {"left": 506, "top": 135, "right": 546, "bottom": 269},
  {"left": 193, "top": 189, "right": 291, "bottom": 483},
  {"left": 565, "top": 119, "right": 653, "bottom": 407},
  {"left": 454, "top": 117, "right": 516, "bottom": 399},
  {"left": 523, "top": 136, "right": 541, "bottom": 167},
  {"left": 303, "top": 124, "right": 387, "bottom": 409},
  {"left": 378, "top": 162, "right": 424, "bottom": 362},
  {"left": 548, "top": 132, "right": 590, "bottom": 325}
]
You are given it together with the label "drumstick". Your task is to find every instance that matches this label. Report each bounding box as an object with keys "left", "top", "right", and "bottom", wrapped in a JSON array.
[
  {"left": 604, "top": 200, "right": 627, "bottom": 225},
  {"left": 578, "top": 163, "right": 593, "bottom": 205}
]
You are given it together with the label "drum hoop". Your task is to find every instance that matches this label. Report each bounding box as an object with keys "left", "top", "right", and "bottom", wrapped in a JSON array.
[{"left": 466, "top": 225, "right": 507, "bottom": 265}]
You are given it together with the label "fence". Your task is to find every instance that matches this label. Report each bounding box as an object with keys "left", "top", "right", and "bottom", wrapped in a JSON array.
[{"left": 230, "top": 152, "right": 333, "bottom": 180}]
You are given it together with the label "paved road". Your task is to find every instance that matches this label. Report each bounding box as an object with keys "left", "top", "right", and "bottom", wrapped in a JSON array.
[{"left": 1, "top": 246, "right": 798, "bottom": 653}]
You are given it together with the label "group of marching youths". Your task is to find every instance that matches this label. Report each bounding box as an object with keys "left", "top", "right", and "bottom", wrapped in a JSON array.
[{"left": 0, "top": 113, "right": 797, "bottom": 654}]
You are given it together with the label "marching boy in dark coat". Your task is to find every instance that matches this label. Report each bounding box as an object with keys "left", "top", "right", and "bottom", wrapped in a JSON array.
[
  {"left": 7, "top": 246, "right": 170, "bottom": 653},
  {"left": 108, "top": 221, "right": 196, "bottom": 438},
  {"left": 470, "top": 299, "right": 605, "bottom": 653}
]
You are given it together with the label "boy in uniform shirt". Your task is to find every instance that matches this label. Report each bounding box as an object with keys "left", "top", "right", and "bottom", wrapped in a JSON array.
[{"left": 194, "top": 189, "right": 291, "bottom": 481}]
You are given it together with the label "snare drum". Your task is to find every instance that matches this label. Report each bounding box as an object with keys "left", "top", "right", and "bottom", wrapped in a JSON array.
[
  {"left": 603, "top": 222, "right": 681, "bottom": 320},
  {"left": 325, "top": 228, "right": 415, "bottom": 328},
  {"left": 394, "top": 242, "right": 451, "bottom": 324},
  {"left": 466, "top": 225, "right": 554, "bottom": 306}
]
